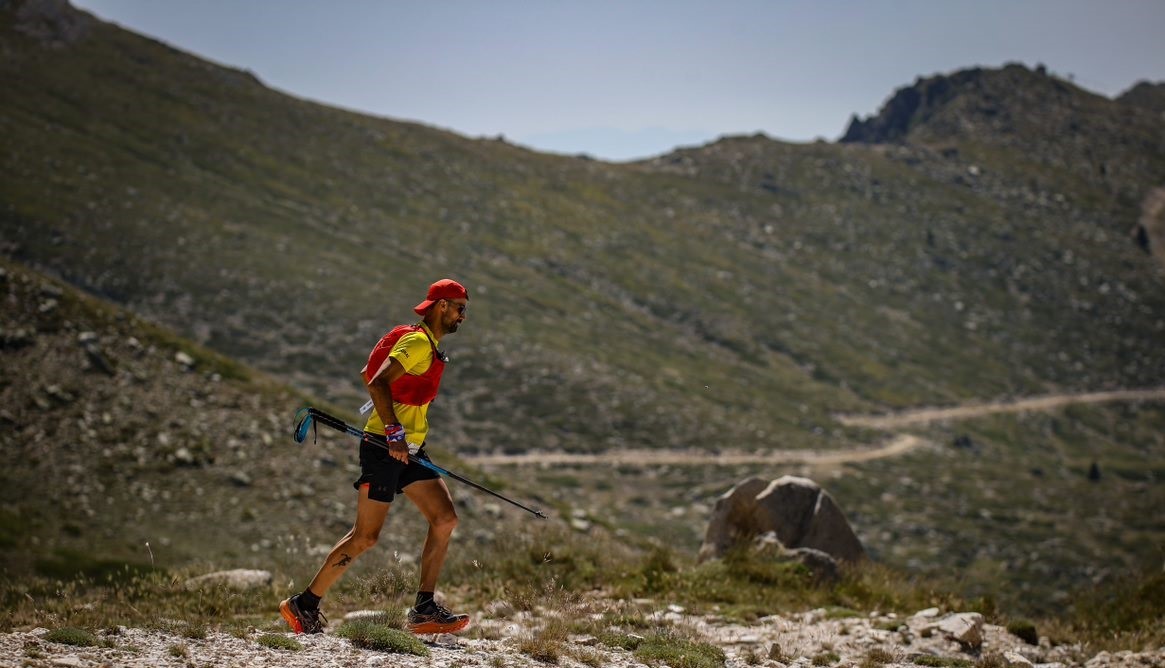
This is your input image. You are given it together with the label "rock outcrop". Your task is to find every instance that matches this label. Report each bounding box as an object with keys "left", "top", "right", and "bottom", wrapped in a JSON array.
[{"left": 699, "top": 475, "right": 866, "bottom": 564}]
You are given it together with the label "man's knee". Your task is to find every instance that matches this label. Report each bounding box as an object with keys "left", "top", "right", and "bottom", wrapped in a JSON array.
[
  {"left": 347, "top": 530, "right": 380, "bottom": 553},
  {"left": 431, "top": 511, "right": 458, "bottom": 535}
]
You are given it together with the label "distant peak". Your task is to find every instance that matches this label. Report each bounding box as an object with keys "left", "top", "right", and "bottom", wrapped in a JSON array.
[
  {"left": 4, "top": 0, "right": 94, "bottom": 45},
  {"left": 1118, "top": 81, "right": 1165, "bottom": 114},
  {"left": 839, "top": 63, "right": 1072, "bottom": 145}
]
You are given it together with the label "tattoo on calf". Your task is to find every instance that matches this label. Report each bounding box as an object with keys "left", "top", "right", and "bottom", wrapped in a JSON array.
[{"left": 335, "top": 553, "right": 353, "bottom": 568}]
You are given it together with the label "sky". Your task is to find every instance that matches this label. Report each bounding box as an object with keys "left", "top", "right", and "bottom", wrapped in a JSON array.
[{"left": 71, "top": 0, "right": 1165, "bottom": 162}]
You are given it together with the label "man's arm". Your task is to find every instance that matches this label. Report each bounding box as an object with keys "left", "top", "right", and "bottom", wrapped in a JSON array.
[{"left": 365, "top": 358, "right": 410, "bottom": 463}]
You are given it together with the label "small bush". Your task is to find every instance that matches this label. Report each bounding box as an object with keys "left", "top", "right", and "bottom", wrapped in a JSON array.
[
  {"left": 256, "top": 633, "right": 303, "bottom": 651},
  {"left": 633, "top": 628, "right": 725, "bottom": 668},
  {"left": 335, "top": 619, "right": 428, "bottom": 656},
  {"left": 182, "top": 622, "right": 208, "bottom": 639},
  {"left": 517, "top": 617, "right": 569, "bottom": 664},
  {"left": 568, "top": 644, "right": 605, "bottom": 667},
  {"left": 813, "top": 651, "right": 841, "bottom": 665},
  {"left": 1006, "top": 619, "right": 1038, "bottom": 645},
  {"left": 862, "top": 647, "right": 895, "bottom": 666},
  {"left": 168, "top": 643, "right": 188, "bottom": 658},
  {"left": 44, "top": 627, "right": 98, "bottom": 647},
  {"left": 597, "top": 630, "right": 645, "bottom": 651}
]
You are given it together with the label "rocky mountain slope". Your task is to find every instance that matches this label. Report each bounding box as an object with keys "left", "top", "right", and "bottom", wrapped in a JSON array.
[{"left": 2, "top": 0, "right": 1164, "bottom": 616}]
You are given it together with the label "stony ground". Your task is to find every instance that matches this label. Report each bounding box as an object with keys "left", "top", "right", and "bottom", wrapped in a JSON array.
[{"left": 4, "top": 605, "right": 1163, "bottom": 668}]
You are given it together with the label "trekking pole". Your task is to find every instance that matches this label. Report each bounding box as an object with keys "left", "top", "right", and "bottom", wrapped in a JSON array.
[{"left": 293, "top": 407, "right": 547, "bottom": 519}]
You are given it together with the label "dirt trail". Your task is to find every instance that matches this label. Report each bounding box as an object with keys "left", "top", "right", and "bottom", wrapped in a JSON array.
[
  {"left": 465, "top": 434, "right": 926, "bottom": 467},
  {"left": 466, "top": 387, "right": 1165, "bottom": 468},
  {"left": 834, "top": 387, "right": 1165, "bottom": 430}
]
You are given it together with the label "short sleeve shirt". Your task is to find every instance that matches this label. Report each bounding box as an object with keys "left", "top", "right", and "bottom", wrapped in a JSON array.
[{"left": 362, "top": 324, "right": 438, "bottom": 444}]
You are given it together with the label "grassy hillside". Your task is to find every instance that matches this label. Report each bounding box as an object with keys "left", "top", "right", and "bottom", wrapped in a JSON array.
[{"left": 2, "top": 1, "right": 1163, "bottom": 616}]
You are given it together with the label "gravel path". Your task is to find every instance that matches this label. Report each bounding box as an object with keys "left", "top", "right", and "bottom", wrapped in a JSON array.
[{"left": 834, "top": 387, "right": 1165, "bottom": 430}]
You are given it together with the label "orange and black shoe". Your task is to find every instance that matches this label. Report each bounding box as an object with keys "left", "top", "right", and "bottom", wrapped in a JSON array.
[
  {"left": 406, "top": 600, "right": 470, "bottom": 635},
  {"left": 279, "top": 594, "right": 327, "bottom": 634}
]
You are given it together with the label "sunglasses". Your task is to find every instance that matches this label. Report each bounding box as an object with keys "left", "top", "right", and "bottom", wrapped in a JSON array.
[{"left": 443, "top": 299, "right": 467, "bottom": 315}]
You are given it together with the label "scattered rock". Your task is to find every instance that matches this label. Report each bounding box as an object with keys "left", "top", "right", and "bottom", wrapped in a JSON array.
[
  {"left": 183, "top": 569, "right": 271, "bottom": 591},
  {"left": 1004, "top": 650, "right": 1034, "bottom": 667},
  {"left": 173, "top": 447, "right": 196, "bottom": 466},
  {"left": 937, "top": 612, "right": 984, "bottom": 649}
]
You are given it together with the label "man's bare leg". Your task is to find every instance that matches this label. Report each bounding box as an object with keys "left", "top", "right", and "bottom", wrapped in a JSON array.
[
  {"left": 307, "top": 485, "right": 391, "bottom": 596},
  {"left": 402, "top": 478, "right": 458, "bottom": 593}
]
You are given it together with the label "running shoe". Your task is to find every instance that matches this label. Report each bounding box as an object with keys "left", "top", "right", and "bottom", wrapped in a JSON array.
[
  {"left": 406, "top": 600, "right": 470, "bottom": 635},
  {"left": 279, "top": 594, "right": 327, "bottom": 634}
]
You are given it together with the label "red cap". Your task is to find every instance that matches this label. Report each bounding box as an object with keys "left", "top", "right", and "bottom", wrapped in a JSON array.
[{"left": 413, "top": 278, "right": 469, "bottom": 315}]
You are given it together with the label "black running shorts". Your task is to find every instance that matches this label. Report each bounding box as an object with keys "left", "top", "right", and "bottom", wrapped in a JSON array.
[{"left": 352, "top": 433, "right": 440, "bottom": 503}]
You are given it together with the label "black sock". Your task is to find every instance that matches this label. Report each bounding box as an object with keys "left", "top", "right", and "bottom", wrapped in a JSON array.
[
  {"left": 299, "top": 588, "right": 321, "bottom": 611},
  {"left": 415, "top": 591, "right": 435, "bottom": 609}
]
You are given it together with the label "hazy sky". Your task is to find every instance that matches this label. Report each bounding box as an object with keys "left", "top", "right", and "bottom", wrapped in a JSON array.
[{"left": 72, "top": 0, "right": 1165, "bottom": 161}]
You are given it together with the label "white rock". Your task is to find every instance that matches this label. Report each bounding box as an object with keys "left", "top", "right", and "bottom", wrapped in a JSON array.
[
  {"left": 183, "top": 568, "right": 272, "bottom": 591},
  {"left": 343, "top": 609, "right": 390, "bottom": 621},
  {"left": 1004, "top": 650, "right": 1034, "bottom": 667},
  {"left": 912, "top": 607, "right": 941, "bottom": 618},
  {"left": 175, "top": 351, "right": 195, "bottom": 366},
  {"left": 938, "top": 612, "right": 984, "bottom": 649}
]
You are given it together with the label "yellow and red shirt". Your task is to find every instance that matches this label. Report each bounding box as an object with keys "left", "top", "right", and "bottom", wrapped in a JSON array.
[{"left": 361, "top": 322, "right": 445, "bottom": 445}]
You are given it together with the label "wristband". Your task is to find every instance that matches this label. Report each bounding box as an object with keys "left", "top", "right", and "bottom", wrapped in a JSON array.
[{"left": 384, "top": 423, "right": 406, "bottom": 443}]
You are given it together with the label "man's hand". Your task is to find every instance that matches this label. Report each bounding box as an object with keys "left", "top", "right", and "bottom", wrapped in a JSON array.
[{"left": 385, "top": 423, "right": 409, "bottom": 464}]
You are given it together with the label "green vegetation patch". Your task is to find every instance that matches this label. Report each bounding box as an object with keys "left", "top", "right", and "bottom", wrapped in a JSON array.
[
  {"left": 1006, "top": 619, "right": 1038, "bottom": 645},
  {"left": 44, "top": 627, "right": 98, "bottom": 647},
  {"left": 632, "top": 628, "right": 725, "bottom": 668},
  {"left": 862, "top": 647, "right": 895, "bottom": 666},
  {"left": 1070, "top": 570, "right": 1165, "bottom": 641},
  {"left": 335, "top": 618, "right": 428, "bottom": 656},
  {"left": 812, "top": 651, "right": 841, "bottom": 666},
  {"left": 34, "top": 549, "right": 160, "bottom": 584}
]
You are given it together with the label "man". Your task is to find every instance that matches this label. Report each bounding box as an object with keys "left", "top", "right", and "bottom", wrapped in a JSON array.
[{"left": 280, "top": 278, "right": 471, "bottom": 635}]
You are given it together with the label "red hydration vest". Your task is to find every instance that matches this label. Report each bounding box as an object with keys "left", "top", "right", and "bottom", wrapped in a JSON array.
[{"left": 361, "top": 324, "right": 446, "bottom": 406}]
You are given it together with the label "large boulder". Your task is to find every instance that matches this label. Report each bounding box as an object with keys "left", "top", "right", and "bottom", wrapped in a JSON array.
[
  {"left": 697, "top": 477, "right": 770, "bottom": 563},
  {"left": 699, "top": 475, "right": 866, "bottom": 564}
]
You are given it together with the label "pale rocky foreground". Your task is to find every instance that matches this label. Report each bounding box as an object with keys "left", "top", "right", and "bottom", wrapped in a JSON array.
[{"left": 4, "top": 605, "right": 1163, "bottom": 668}]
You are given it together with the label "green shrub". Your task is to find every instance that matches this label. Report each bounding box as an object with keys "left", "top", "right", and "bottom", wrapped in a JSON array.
[
  {"left": 862, "top": 647, "right": 895, "bottom": 666},
  {"left": 813, "top": 651, "right": 841, "bottom": 665},
  {"left": 256, "top": 633, "right": 303, "bottom": 651},
  {"left": 1006, "top": 619, "right": 1038, "bottom": 645},
  {"left": 517, "top": 617, "right": 569, "bottom": 664},
  {"left": 335, "top": 619, "right": 429, "bottom": 656},
  {"left": 44, "top": 627, "right": 98, "bottom": 647},
  {"left": 633, "top": 628, "right": 725, "bottom": 668}
]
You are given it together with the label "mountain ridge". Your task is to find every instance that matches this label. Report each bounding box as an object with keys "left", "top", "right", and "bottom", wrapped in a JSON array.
[{"left": 2, "top": 0, "right": 1164, "bottom": 616}]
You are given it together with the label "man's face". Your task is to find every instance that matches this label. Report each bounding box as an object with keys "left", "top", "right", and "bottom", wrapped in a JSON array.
[{"left": 441, "top": 298, "right": 468, "bottom": 333}]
